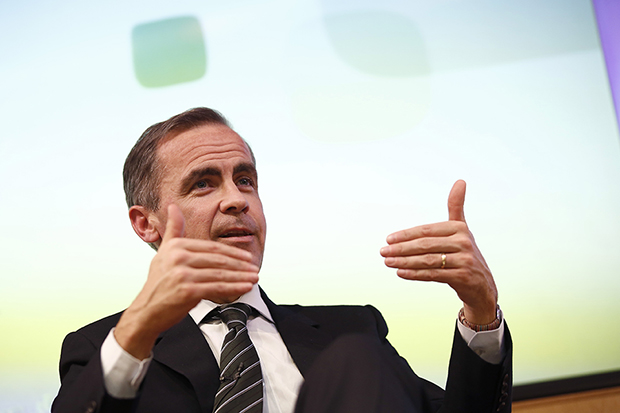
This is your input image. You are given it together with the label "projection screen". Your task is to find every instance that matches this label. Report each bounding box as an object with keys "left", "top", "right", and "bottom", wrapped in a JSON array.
[{"left": 1, "top": 0, "right": 619, "bottom": 410}]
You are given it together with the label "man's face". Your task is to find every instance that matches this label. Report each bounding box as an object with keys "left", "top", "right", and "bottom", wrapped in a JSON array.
[{"left": 150, "top": 123, "right": 266, "bottom": 268}]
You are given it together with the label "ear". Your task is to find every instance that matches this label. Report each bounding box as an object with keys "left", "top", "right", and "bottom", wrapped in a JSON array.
[{"left": 129, "top": 205, "right": 163, "bottom": 245}]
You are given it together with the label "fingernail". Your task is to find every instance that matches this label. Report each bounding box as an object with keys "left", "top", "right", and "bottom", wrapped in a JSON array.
[
  {"left": 386, "top": 235, "right": 394, "bottom": 243},
  {"left": 380, "top": 246, "right": 390, "bottom": 255}
]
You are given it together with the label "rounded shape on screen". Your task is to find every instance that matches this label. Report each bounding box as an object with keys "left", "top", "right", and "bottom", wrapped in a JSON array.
[
  {"left": 323, "top": 11, "right": 429, "bottom": 78},
  {"left": 132, "top": 16, "right": 207, "bottom": 88}
]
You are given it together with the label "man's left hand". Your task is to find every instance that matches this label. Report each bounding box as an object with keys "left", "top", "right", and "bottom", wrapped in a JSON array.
[{"left": 380, "top": 180, "right": 498, "bottom": 325}]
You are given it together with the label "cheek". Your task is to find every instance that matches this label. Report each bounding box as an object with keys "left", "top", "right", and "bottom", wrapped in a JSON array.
[
  {"left": 180, "top": 205, "right": 217, "bottom": 239},
  {"left": 251, "top": 202, "right": 267, "bottom": 234}
]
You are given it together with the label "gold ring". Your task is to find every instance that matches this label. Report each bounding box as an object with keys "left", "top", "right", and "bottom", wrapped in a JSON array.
[{"left": 441, "top": 253, "right": 447, "bottom": 269}]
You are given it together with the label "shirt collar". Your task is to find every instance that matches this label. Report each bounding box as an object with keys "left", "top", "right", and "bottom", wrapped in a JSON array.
[{"left": 188, "top": 284, "right": 274, "bottom": 325}]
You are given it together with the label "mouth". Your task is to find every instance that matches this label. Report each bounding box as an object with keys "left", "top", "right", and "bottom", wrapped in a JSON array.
[
  {"left": 218, "top": 228, "right": 254, "bottom": 241},
  {"left": 220, "top": 229, "right": 252, "bottom": 238}
]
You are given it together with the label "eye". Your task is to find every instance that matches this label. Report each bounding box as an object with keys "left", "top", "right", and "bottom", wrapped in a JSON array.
[
  {"left": 237, "top": 177, "right": 255, "bottom": 187},
  {"left": 194, "top": 180, "right": 208, "bottom": 189}
]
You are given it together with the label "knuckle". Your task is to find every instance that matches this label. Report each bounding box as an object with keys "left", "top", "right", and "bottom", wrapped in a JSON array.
[
  {"left": 454, "top": 221, "right": 468, "bottom": 231},
  {"left": 424, "top": 269, "right": 437, "bottom": 280},
  {"left": 390, "top": 243, "right": 402, "bottom": 255},
  {"left": 455, "top": 268, "right": 472, "bottom": 283},
  {"left": 423, "top": 254, "right": 436, "bottom": 267},
  {"left": 177, "top": 284, "right": 195, "bottom": 300},
  {"left": 212, "top": 255, "right": 228, "bottom": 267},
  {"left": 211, "top": 268, "right": 225, "bottom": 279},
  {"left": 455, "top": 234, "right": 472, "bottom": 250},
  {"left": 399, "top": 229, "right": 411, "bottom": 240},
  {"left": 420, "top": 225, "right": 433, "bottom": 236},
  {"left": 461, "top": 254, "right": 476, "bottom": 268},
  {"left": 212, "top": 282, "right": 229, "bottom": 295},
  {"left": 171, "top": 266, "right": 191, "bottom": 282},
  {"left": 385, "top": 256, "right": 399, "bottom": 267},
  {"left": 167, "top": 237, "right": 184, "bottom": 250},
  {"left": 209, "top": 242, "right": 226, "bottom": 253},
  {"left": 396, "top": 257, "right": 409, "bottom": 268},
  {"left": 397, "top": 269, "right": 413, "bottom": 279},
  {"left": 419, "top": 238, "right": 433, "bottom": 251},
  {"left": 169, "top": 249, "right": 189, "bottom": 265}
]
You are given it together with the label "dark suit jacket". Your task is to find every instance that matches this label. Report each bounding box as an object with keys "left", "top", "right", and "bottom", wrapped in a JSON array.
[{"left": 53, "top": 292, "right": 512, "bottom": 413}]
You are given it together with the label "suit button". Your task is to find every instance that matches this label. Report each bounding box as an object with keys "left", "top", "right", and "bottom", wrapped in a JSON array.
[
  {"left": 85, "top": 400, "right": 97, "bottom": 413},
  {"left": 502, "top": 374, "right": 509, "bottom": 391},
  {"left": 496, "top": 401, "right": 506, "bottom": 412}
]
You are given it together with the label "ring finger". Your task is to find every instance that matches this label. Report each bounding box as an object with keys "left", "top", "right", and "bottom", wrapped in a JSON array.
[{"left": 384, "top": 251, "right": 462, "bottom": 270}]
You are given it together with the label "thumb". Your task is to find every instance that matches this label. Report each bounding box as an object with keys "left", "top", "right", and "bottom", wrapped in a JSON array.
[
  {"left": 448, "top": 180, "right": 466, "bottom": 222},
  {"left": 162, "top": 204, "right": 185, "bottom": 243}
]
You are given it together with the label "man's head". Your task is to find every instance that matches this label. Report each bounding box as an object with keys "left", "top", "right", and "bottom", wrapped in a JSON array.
[
  {"left": 123, "top": 107, "right": 257, "bottom": 212},
  {"left": 123, "top": 108, "right": 266, "bottom": 267}
]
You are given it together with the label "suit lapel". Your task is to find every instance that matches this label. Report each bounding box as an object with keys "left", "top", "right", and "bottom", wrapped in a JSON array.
[
  {"left": 152, "top": 315, "right": 220, "bottom": 412},
  {"left": 148, "top": 292, "right": 334, "bottom": 411},
  {"left": 261, "top": 290, "right": 334, "bottom": 377}
]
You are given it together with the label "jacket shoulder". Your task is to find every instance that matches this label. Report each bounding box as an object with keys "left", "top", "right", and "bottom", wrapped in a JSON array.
[
  {"left": 278, "top": 303, "right": 389, "bottom": 339},
  {"left": 67, "top": 311, "right": 124, "bottom": 349}
]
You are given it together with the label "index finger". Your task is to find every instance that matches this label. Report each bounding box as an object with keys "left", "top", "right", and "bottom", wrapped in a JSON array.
[
  {"left": 386, "top": 221, "right": 458, "bottom": 244},
  {"left": 174, "top": 237, "right": 256, "bottom": 263}
]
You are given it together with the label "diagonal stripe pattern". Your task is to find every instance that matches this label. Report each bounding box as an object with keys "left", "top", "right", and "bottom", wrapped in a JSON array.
[{"left": 212, "top": 303, "right": 263, "bottom": 413}]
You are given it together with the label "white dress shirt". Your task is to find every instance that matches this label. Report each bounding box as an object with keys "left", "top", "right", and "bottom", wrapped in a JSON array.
[
  {"left": 187, "top": 285, "right": 304, "bottom": 413},
  {"left": 100, "top": 284, "right": 505, "bottom": 412}
]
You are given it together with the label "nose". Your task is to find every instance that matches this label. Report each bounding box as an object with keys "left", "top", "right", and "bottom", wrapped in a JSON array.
[{"left": 219, "top": 183, "right": 249, "bottom": 214}]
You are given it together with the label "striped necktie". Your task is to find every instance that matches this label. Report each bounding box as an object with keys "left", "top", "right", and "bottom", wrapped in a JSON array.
[{"left": 212, "top": 303, "right": 263, "bottom": 413}]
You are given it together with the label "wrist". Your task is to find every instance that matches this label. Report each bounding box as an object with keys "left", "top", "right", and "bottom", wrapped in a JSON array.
[
  {"left": 115, "top": 312, "right": 159, "bottom": 360},
  {"left": 463, "top": 299, "right": 498, "bottom": 324},
  {"left": 459, "top": 305, "right": 501, "bottom": 332}
]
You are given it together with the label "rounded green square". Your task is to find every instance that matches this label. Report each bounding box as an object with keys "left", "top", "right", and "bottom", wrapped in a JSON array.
[{"left": 132, "top": 16, "right": 206, "bottom": 88}]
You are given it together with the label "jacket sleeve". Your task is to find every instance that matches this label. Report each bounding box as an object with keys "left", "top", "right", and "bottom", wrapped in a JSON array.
[
  {"left": 52, "top": 331, "right": 136, "bottom": 413},
  {"left": 366, "top": 305, "right": 512, "bottom": 413},
  {"left": 439, "top": 323, "right": 512, "bottom": 413}
]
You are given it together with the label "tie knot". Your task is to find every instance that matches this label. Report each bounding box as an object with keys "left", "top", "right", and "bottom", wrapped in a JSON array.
[{"left": 217, "top": 303, "right": 253, "bottom": 327}]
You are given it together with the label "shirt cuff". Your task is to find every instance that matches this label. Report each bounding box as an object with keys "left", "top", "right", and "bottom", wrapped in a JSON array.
[
  {"left": 456, "top": 309, "right": 506, "bottom": 365},
  {"left": 100, "top": 328, "right": 152, "bottom": 399}
]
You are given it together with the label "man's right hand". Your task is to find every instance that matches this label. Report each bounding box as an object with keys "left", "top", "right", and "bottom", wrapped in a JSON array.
[{"left": 114, "top": 204, "right": 259, "bottom": 359}]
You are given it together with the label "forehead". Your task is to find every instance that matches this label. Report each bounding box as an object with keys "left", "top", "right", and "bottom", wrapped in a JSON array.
[{"left": 157, "top": 123, "right": 253, "bottom": 172}]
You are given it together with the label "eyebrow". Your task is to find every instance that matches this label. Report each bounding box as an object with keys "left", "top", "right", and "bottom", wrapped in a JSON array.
[
  {"left": 179, "top": 162, "right": 257, "bottom": 193},
  {"left": 180, "top": 166, "right": 221, "bottom": 193},
  {"left": 233, "top": 162, "right": 257, "bottom": 177}
]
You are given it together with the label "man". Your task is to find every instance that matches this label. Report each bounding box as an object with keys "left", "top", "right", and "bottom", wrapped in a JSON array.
[{"left": 53, "top": 107, "right": 511, "bottom": 413}]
